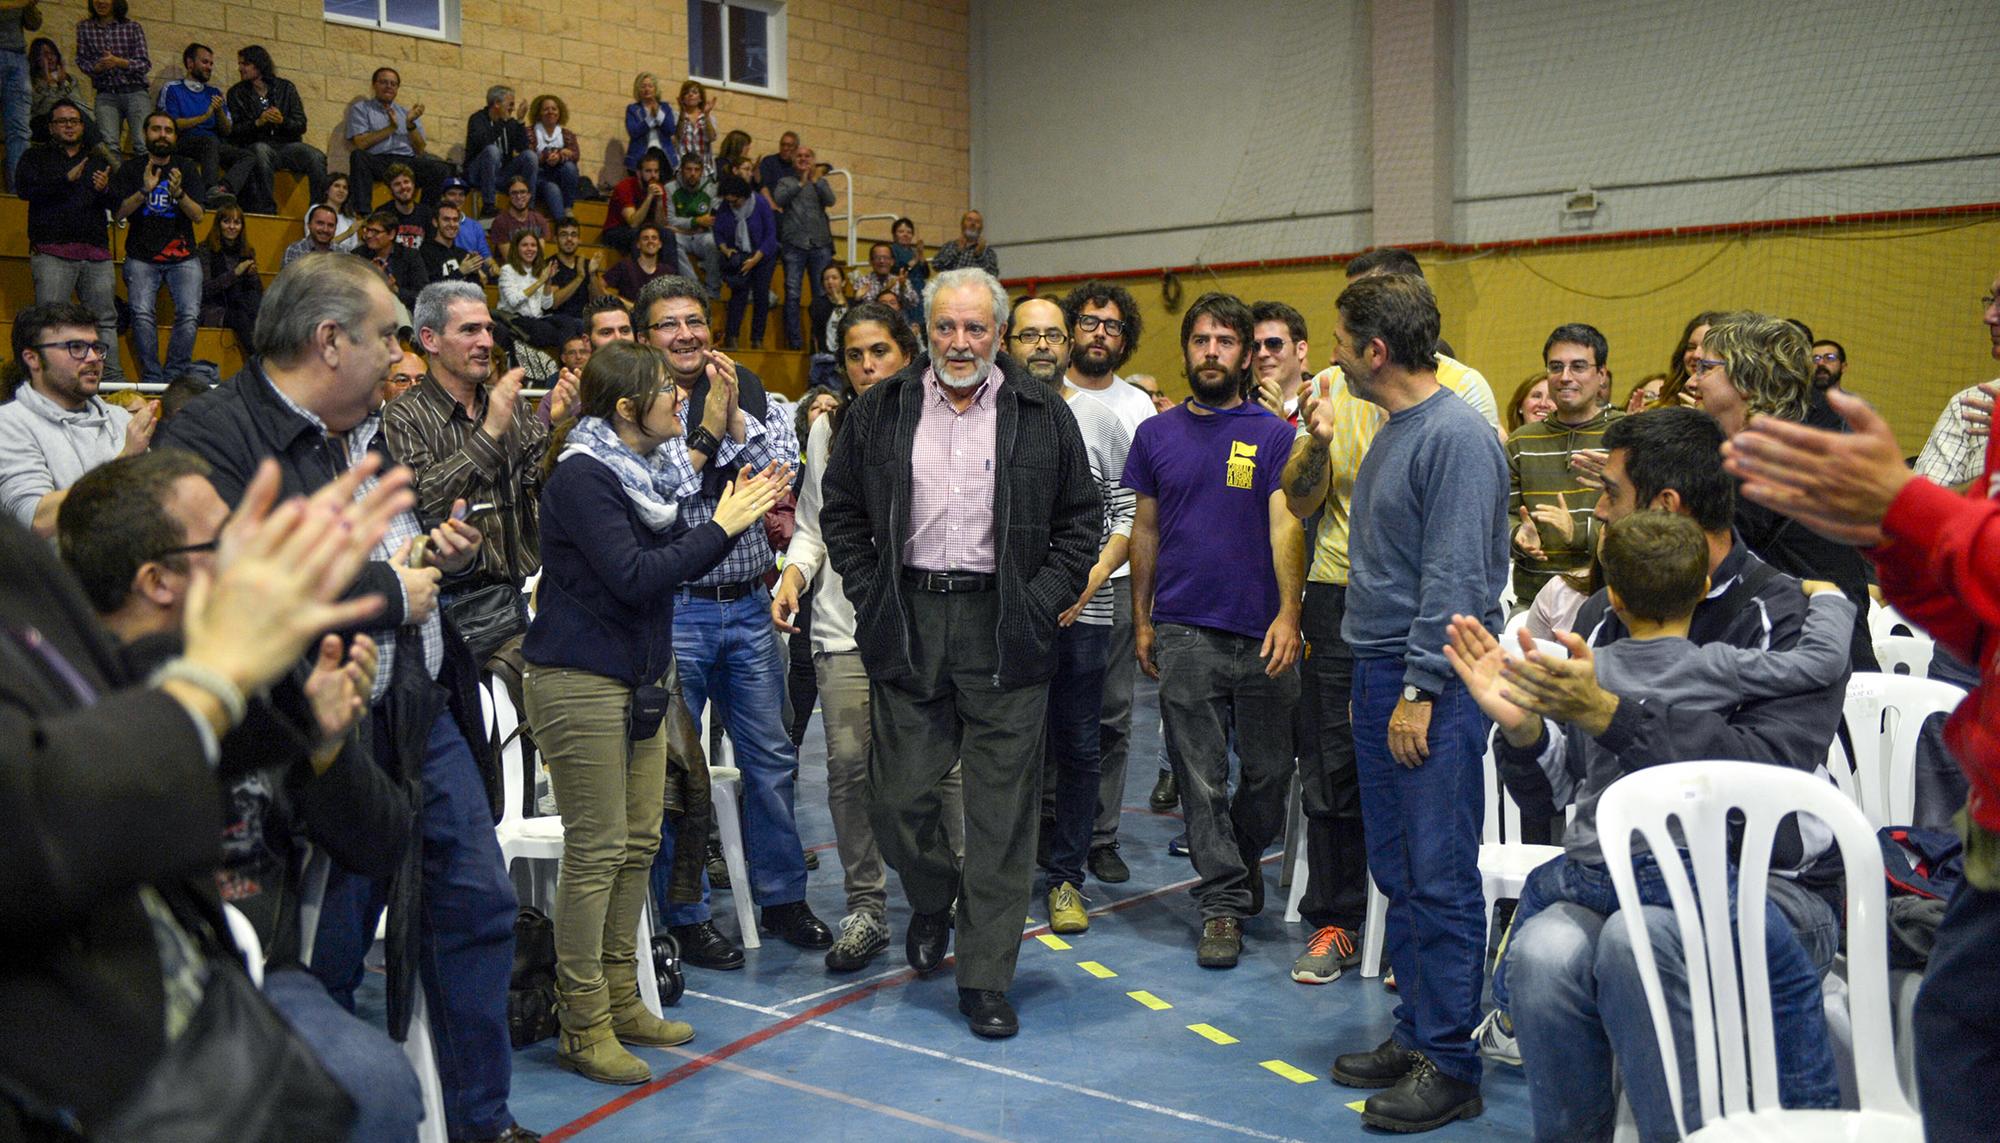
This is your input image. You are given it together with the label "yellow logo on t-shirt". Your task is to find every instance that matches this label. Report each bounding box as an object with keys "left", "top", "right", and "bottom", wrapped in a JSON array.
[{"left": 1226, "top": 441, "right": 1257, "bottom": 489}]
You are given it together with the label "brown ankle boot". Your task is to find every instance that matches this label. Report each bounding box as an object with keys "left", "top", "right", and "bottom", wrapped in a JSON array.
[
  {"left": 605, "top": 957, "right": 695, "bottom": 1048},
  {"left": 556, "top": 980, "right": 653, "bottom": 1085}
]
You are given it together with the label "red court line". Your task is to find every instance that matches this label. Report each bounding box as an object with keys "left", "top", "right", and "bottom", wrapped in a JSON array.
[{"left": 544, "top": 854, "right": 1282, "bottom": 1139}]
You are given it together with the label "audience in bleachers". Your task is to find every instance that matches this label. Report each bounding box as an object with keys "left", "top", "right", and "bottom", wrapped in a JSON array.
[
  {"left": 773, "top": 143, "right": 836, "bottom": 350},
  {"left": 0, "top": 301, "right": 145, "bottom": 534},
  {"left": 111, "top": 109, "right": 204, "bottom": 383},
  {"left": 26, "top": 37, "right": 111, "bottom": 159},
  {"left": 319, "top": 169, "right": 363, "bottom": 249},
  {"left": 464, "top": 84, "right": 532, "bottom": 218},
  {"left": 666, "top": 151, "right": 721, "bottom": 294},
  {"left": 669, "top": 79, "right": 717, "bottom": 185},
  {"left": 357, "top": 207, "right": 428, "bottom": 311},
  {"left": 344, "top": 65, "right": 449, "bottom": 209},
  {"left": 488, "top": 174, "right": 550, "bottom": 254},
  {"left": 420, "top": 200, "right": 491, "bottom": 285},
  {"left": 497, "top": 231, "right": 587, "bottom": 353},
  {"left": 224, "top": 44, "right": 323, "bottom": 213},
  {"left": 18, "top": 96, "right": 123, "bottom": 381},
  {"left": 716, "top": 171, "right": 777, "bottom": 348},
  {"left": 284, "top": 201, "right": 341, "bottom": 265},
  {"left": 156, "top": 42, "right": 244, "bottom": 206},
  {"left": 74, "top": 0, "right": 151, "bottom": 156},
  {"left": 527, "top": 94, "right": 578, "bottom": 222},
  {"left": 622, "top": 71, "right": 672, "bottom": 174},
  {"left": 932, "top": 209, "right": 998, "bottom": 276},
  {"left": 196, "top": 198, "right": 262, "bottom": 350},
  {"left": 1507, "top": 323, "right": 1621, "bottom": 604},
  {"left": 601, "top": 148, "right": 672, "bottom": 255},
  {"left": 601, "top": 222, "right": 670, "bottom": 309}
]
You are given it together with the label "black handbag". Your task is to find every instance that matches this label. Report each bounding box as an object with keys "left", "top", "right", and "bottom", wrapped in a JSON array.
[{"left": 446, "top": 580, "right": 527, "bottom": 666}]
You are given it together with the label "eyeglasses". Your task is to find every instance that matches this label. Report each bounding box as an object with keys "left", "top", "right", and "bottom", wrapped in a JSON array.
[
  {"left": 1255, "top": 336, "right": 1290, "bottom": 354},
  {"left": 1691, "top": 357, "right": 1726, "bottom": 375},
  {"left": 50, "top": 116, "right": 83, "bottom": 126},
  {"left": 1074, "top": 314, "right": 1127, "bottom": 336},
  {"left": 34, "top": 340, "right": 110, "bottom": 361},
  {"left": 154, "top": 538, "right": 219, "bottom": 560},
  {"left": 1011, "top": 329, "right": 1068, "bottom": 346},
  {"left": 646, "top": 316, "right": 708, "bottom": 335},
  {"left": 1547, "top": 361, "right": 1600, "bottom": 377},
  {"left": 1811, "top": 353, "right": 1842, "bottom": 364}
]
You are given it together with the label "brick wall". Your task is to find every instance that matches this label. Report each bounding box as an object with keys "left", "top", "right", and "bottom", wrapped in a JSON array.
[{"left": 41, "top": 0, "right": 970, "bottom": 252}]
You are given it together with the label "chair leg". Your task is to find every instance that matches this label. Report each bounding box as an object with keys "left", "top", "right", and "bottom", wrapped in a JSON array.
[
  {"left": 636, "top": 897, "right": 663, "bottom": 1019},
  {"left": 1283, "top": 789, "right": 1310, "bottom": 924},
  {"left": 710, "top": 776, "right": 761, "bottom": 950},
  {"left": 406, "top": 988, "right": 449, "bottom": 1143},
  {"left": 1360, "top": 875, "right": 1388, "bottom": 978}
]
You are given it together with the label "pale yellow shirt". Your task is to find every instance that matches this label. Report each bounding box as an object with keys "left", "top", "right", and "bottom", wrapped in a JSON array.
[{"left": 1297, "top": 354, "right": 1501, "bottom": 584}]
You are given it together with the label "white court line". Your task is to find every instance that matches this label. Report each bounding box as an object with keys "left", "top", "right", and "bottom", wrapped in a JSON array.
[
  {"left": 682, "top": 990, "right": 1310, "bottom": 1142},
  {"left": 771, "top": 964, "right": 911, "bottom": 1010},
  {"left": 658, "top": 1047, "right": 1010, "bottom": 1141}
]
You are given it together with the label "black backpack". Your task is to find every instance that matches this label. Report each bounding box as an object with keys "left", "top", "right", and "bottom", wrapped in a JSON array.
[{"left": 506, "top": 907, "right": 559, "bottom": 1048}]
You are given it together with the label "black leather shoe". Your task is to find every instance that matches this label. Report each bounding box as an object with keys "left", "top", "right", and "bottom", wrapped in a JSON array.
[
  {"left": 1148, "top": 770, "right": 1178, "bottom": 812},
  {"left": 906, "top": 908, "right": 952, "bottom": 975},
  {"left": 668, "top": 920, "right": 745, "bottom": 971},
  {"left": 1360, "top": 1056, "right": 1483, "bottom": 1132},
  {"left": 957, "top": 988, "right": 1018, "bottom": 1039},
  {"left": 1088, "top": 844, "right": 1131, "bottom": 884},
  {"left": 1330, "top": 1037, "right": 1420, "bottom": 1088},
  {"left": 759, "top": 901, "right": 833, "bottom": 949}
]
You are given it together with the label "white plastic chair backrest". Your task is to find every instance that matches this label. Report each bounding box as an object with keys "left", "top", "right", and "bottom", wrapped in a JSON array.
[
  {"left": 1871, "top": 635, "right": 1934, "bottom": 678},
  {"left": 483, "top": 677, "right": 528, "bottom": 830},
  {"left": 1502, "top": 609, "right": 1531, "bottom": 642},
  {"left": 1827, "top": 673, "right": 1966, "bottom": 828},
  {"left": 1595, "top": 762, "right": 1912, "bottom": 1137},
  {"left": 297, "top": 844, "right": 332, "bottom": 966},
  {"left": 1500, "top": 635, "right": 1571, "bottom": 662},
  {"left": 1867, "top": 600, "right": 1918, "bottom": 642},
  {"left": 223, "top": 903, "right": 265, "bottom": 988}
]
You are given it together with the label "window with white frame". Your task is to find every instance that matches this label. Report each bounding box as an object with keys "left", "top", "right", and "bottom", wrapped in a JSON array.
[
  {"left": 687, "top": 0, "right": 787, "bottom": 98},
  {"left": 325, "top": 0, "right": 459, "bottom": 42}
]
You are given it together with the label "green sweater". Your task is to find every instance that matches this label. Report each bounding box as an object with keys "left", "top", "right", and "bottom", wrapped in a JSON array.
[{"left": 1506, "top": 406, "right": 1623, "bottom": 602}]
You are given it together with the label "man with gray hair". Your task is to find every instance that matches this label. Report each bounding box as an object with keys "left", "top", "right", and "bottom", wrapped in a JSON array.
[
  {"left": 383, "top": 280, "right": 574, "bottom": 648},
  {"left": 159, "top": 254, "right": 536, "bottom": 1143},
  {"left": 463, "top": 84, "right": 534, "bottom": 217},
  {"left": 821, "top": 267, "right": 1100, "bottom": 1039}
]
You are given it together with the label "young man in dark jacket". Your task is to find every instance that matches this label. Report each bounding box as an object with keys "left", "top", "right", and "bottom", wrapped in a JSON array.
[
  {"left": 820, "top": 267, "right": 1100, "bottom": 1040},
  {"left": 16, "top": 98, "right": 124, "bottom": 382},
  {"left": 226, "top": 44, "right": 327, "bottom": 212}
]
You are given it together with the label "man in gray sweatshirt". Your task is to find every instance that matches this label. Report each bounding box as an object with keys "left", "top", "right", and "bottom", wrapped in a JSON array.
[
  {"left": 0, "top": 302, "right": 152, "bottom": 536},
  {"left": 1307, "top": 272, "right": 1508, "bottom": 1133}
]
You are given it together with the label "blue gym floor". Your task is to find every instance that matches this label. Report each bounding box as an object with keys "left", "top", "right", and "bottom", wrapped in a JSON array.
[{"left": 362, "top": 678, "right": 1537, "bottom": 1141}]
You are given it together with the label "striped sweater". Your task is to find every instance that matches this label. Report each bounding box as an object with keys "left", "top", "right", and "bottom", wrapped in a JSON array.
[{"left": 1506, "top": 406, "right": 1623, "bottom": 601}]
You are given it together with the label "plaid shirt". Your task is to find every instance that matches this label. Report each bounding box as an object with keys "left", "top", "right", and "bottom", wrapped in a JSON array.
[
  {"left": 268, "top": 381, "right": 441, "bottom": 699},
  {"left": 75, "top": 18, "right": 150, "bottom": 92},
  {"left": 1914, "top": 379, "right": 1998, "bottom": 490},
  {"left": 380, "top": 374, "right": 547, "bottom": 586},
  {"left": 930, "top": 239, "right": 998, "bottom": 276},
  {"left": 659, "top": 372, "right": 798, "bottom": 586}
]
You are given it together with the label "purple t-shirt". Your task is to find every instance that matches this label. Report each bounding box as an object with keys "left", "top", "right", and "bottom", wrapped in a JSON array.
[{"left": 1123, "top": 401, "right": 1296, "bottom": 640}]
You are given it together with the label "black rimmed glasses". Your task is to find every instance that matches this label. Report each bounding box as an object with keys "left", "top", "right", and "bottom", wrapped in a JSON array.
[{"left": 34, "top": 340, "right": 110, "bottom": 361}]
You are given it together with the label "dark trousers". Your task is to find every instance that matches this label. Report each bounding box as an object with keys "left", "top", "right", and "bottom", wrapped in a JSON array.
[
  {"left": 1351, "top": 655, "right": 1487, "bottom": 1085},
  {"left": 175, "top": 132, "right": 251, "bottom": 197},
  {"left": 785, "top": 588, "right": 817, "bottom": 748},
  {"left": 309, "top": 709, "right": 519, "bottom": 1140},
  {"left": 1156, "top": 621, "right": 1299, "bottom": 918},
  {"left": 510, "top": 312, "right": 584, "bottom": 353},
  {"left": 1297, "top": 581, "right": 1368, "bottom": 930},
  {"left": 240, "top": 140, "right": 328, "bottom": 213},
  {"left": 1916, "top": 879, "right": 2000, "bottom": 1142},
  {"left": 869, "top": 588, "right": 1049, "bottom": 992},
  {"left": 349, "top": 149, "right": 454, "bottom": 211},
  {"left": 1093, "top": 576, "right": 1139, "bottom": 846},
  {"left": 1044, "top": 621, "right": 1110, "bottom": 888},
  {"left": 723, "top": 255, "right": 777, "bottom": 347}
]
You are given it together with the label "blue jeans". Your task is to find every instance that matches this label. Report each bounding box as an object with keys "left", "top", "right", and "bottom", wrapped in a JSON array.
[
  {"left": 651, "top": 588, "right": 810, "bottom": 925},
  {"left": 33, "top": 254, "right": 123, "bottom": 382},
  {"left": 1044, "top": 621, "right": 1110, "bottom": 889},
  {"left": 1504, "top": 856, "right": 1841, "bottom": 1141},
  {"left": 464, "top": 143, "right": 537, "bottom": 210},
  {"left": 94, "top": 87, "right": 151, "bottom": 155},
  {"left": 1351, "top": 655, "right": 1487, "bottom": 1085},
  {"left": 0, "top": 49, "right": 27, "bottom": 189},
  {"left": 536, "top": 159, "right": 577, "bottom": 220},
  {"left": 309, "top": 709, "right": 519, "bottom": 1141},
  {"left": 780, "top": 244, "right": 834, "bottom": 349},
  {"left": 263, "top": 968, "right": 424, "bottom": 1143},
  {"left": 124, "top": 256, "right": 202, "bottom": 383},
  {"left": 1915, "top": 880, "right": 2000, "bottom": 1143}
]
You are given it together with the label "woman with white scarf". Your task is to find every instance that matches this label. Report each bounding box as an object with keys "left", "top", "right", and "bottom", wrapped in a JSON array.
[{"left": 521, "top": 340, "right": 786, "bottom": 1085}]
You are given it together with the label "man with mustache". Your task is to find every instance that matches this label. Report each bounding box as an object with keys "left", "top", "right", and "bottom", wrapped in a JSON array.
[
  {"left": 821, "top": 268, "right": 1099, "bottom": 1038},
  {"left": 0, "top": 302, "right": 153, "bottom": 536},
  {"left": 1810, "top": 340, "right": 1845, "bottom": 394},
  {"left": 1125, "top": 291, "right": 1304, "bottom": 970},
  {"left": 1009, "top": 296, "right": 1134, "bottom": 935},
  {"left": 111, "top": 110, "right": 206, "bottom": 384},
  {"left": 1508, "top": 323, "right": 1621, "bottom": 603}
]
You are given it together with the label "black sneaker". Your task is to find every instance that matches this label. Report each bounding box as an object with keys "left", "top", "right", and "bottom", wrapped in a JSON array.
[
  {"left": 1360, "top": 1055, "right": 1483, "bottom": 1133},
  {"left": 1088, "top": 844, "right": 1130, "bottom": 884},
  {"left": 1331, "top": 1037, "right": 1420, "bottom": 1088},
  {"left": 668, "top": 920, "right": 745, "bottom": 970},
  {"left": 1195, "top": 917, "right": 1242, "bottom": 968},
  {"left": 1148, "top": 770, "right": 1178, "bottom": 812}
]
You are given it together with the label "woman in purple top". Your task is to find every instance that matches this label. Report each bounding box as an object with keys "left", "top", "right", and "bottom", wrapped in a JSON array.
[{"left": 74, "top": 0, "right": 150, "bottom": 156}]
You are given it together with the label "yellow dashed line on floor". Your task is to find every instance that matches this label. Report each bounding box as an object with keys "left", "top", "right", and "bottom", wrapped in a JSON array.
[
  {"left": 1187, "top": 1023, "right": 1238, "bottom": 1045},
  {"left": 1126, "top": 990, "right": 1172, "bottom": 1010},
  {"left": 1076, "top": 961, "right": 1117, "bottom": 979},
  {"left": 1345, "top": 1100, "right": 1367, "bottom": 1112},
  {"left": 1035, "top": 934, "right": 1071, "bottom": 951},
  {"left": 1259, "top": 1060, "right": 1318, "bottom": 1084}
]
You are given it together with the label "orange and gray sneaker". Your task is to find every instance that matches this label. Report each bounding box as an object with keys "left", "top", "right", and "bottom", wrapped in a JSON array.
[{"left": 1292, "top": 924, "right": 1358, "bottom": 984}]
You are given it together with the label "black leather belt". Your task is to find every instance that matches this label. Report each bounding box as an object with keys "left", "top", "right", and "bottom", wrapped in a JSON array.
[
  {"left": 901, "top": 569, "right": 997, "bottom": 593},
  {"left": 684, "top": 580, "right": 761, "bottom": 603}
]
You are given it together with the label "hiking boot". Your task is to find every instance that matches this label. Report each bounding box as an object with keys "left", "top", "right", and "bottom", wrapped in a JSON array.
[
  {"left": 1088, "top": 843, "right": 1130, "bottom": 884},
  {"left": 1331, "top": 1037, "right": 1419, "bottom": 1088},
  {"left": 824, "top": 911, "right": 890, "bottom": 972},
  {"left": 1360, "top": 1055, "right": 1483, "bottom": 1133},
  {"left": 1474, "top": 1009, "right": 1521, "bottom": 1066},
  {"left": 1048, "top": 882, "right": 1089, "bottom": 934},
  {"left": 556, "top": 980, "right": 652, "bottom": 1086},
  {"left": 605, "top": 959, "right": 695, "bottom": 1048},
  {"left": 1148, "top": 770, "right": 1178, "bottom": 812},
  {"left": 1195, "top": 916, "right": 1242, "bottom": 968},
  {"left": 1292, "top": 925, "right": 1357, "bottom": 984}
]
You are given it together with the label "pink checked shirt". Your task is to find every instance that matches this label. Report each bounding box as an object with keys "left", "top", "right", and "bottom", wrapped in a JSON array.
[{"left": 902, "top": 367, "right": 998, "bottom": 573}]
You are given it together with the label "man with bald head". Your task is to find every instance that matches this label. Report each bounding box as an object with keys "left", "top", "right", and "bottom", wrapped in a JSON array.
[
  {"left": 933, "top": 210, "right": 998, "bottom": 276},
  {"left": 822, "top": 269, "right": 1098, "bottom": 1039}
]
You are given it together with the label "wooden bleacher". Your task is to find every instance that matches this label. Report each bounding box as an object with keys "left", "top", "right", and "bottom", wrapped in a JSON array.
[{"left": 3, "top": 172, "right": 814, "bottom": 396}]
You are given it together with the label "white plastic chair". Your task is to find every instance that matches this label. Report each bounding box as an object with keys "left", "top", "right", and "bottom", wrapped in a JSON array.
[
  {"left": 222, "top": 903, "right": 265, "bottom": 988},
  {"left": 1357, "top": 729, "right": 1562, "bottom": 978},
  {"left": 1826, "top": 672, "right": 1966, "bottom": 829},
  {"left": 1871, "top": 635, "right": 1934, "bottom": 678},
  {"left": 487, "top": 677, "right": 563, "bottom": 909},
  {"left": 1867, "top": 600, "right": 1918, "bottom": 642},
  {"left": 699, "top": 706, "right": 760, "bottom": 950},
  {"left": 1596, "top": 762, "right": 1921, "bottom": 1141}
]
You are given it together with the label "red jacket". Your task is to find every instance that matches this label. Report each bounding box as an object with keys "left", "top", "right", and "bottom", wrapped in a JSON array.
[{"left": 1872, "top": 439, "right": 2000, "bottom": 831}]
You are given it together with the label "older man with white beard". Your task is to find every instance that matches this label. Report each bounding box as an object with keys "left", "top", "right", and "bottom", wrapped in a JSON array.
[{"left": 821, "top": 268, "right": 1100, "bottom": 1040}]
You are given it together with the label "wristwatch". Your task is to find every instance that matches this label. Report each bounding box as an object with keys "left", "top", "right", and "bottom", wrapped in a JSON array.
[{"left": 1402, "top": 685, "right": 1438, "bottom": 704}]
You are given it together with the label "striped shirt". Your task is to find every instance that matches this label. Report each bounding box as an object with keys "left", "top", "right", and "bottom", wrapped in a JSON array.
[
  {"left": 380, "top": 374, "right": 547, "bottom": 586},
  {"left": 1066, "top": 392, "right": 1136, "bottom": 626},
  {"left": 74, "top": 18, "right": 150, "bottom": 92},
  {"left": 657, "top": 368, "right": 797, "bottom": 586},
  {"left": 1913, "top": 379, "right": 1998, "bottom": 491},
  {"left": 1297, "top": 355, "right": 1502, "bottom": 585},
  {"left": 904, "top": 367, "right": 998, "bottom": 573},
  {"left": 1506, "top": 405, "right": 1623, "bottom": 600}
]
